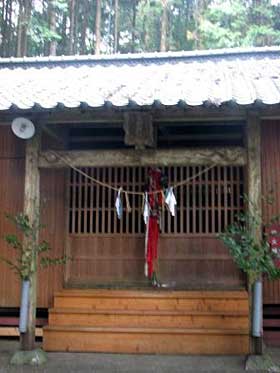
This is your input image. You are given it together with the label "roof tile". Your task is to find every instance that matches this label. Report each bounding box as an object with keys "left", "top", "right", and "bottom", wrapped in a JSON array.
[{"left": 1, "top": 48, "right": 280, "bottom": 111}]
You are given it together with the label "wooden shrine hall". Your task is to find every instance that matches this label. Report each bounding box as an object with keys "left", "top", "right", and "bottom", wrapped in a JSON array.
[{"left": 0, "top": 47, "right": 280, "bottom": 354}]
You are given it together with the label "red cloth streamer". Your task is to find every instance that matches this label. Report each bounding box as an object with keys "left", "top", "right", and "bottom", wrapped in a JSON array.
[
  {"left": 147, "top": 217, "right": 159, "bottom": 278},
  {"left": 146, "top": 168, "right": 162, "bottom": 279}
]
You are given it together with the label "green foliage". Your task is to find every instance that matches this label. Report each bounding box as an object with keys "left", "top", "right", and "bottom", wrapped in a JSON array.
[
  {"left": 1, "top": 212, "right": 70, "bottom": 281},
  {"left": 136, "top": 0, "right": 162, "bottom": 52},
  {"left": 1, "top": 0, "right": 280, "bottom": 57},
  {"left": 199, "top": 0, "right": 280, "bottom": 49},
  {"left": 199, "top": 1, "right": 246, "bottom": 48},
  {"left": 219, "top": 199, "right": 280, "bottom": 285}
]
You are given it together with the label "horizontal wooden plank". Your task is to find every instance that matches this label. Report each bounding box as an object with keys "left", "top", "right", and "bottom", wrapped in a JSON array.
[
  {"left": 49, "top": 308, "right": 249, "bottom": 316},
  {"left": 43, "top": 326, "right": 249, "bottom": 354},
  {"left": 44, "top": 325, "right": 249, "bottom": 335},
  {"left": 264, "top": 319, "right": 280, "bottom": 328},
  {"left": 263, "top": 306, "right": 280, "bottom": 316},
  {"left": 69, "top": 255, "right": 236, "bottom": 261},
  {"left": 55, "top": 289, "right": 248, "bottom": 299},
  {"left": 0, "top": 327, "right": 43, "bottom": 337},
  {"left": 39, "top": 147, "right": 246, "bottom": 168},
  {"left": 54, "top": 297, "right": 248, "bottom": 312},
  {"left": 53, "top": 289, "right": 249, "bottom": 311},
  {"left": 49, "top": 310, "right": 249, "bottom": 329},
  {"left": 264, "top": 331, "right": 280, "bottom": 347},
  {"left": 0, "top": 317, "right": 47, "bottom": 326}
]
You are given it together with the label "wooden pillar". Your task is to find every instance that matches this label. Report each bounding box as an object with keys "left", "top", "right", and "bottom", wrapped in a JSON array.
[
  {"left": 247, "top": 111, "right": 262, "bottom": 354},
  {"left": 21, "top": 128, "right": 41, "bottom": 351}
]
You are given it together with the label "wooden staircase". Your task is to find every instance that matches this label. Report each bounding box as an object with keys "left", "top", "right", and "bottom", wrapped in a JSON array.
[{"left": 43, "top": 289, "right": 250, "bottom": 355}]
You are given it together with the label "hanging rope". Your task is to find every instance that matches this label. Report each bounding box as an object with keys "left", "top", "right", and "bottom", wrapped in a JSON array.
[{"left": 50, "top": 151, "right": 216, "bottom": 197}]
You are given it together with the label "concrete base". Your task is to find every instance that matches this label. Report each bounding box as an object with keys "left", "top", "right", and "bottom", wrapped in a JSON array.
[
  {"left": 10, "top": 348, "right": 47, "bottom": 366},
  {"left": 245, "top": 354, "right": 280, "bottom": 372}
]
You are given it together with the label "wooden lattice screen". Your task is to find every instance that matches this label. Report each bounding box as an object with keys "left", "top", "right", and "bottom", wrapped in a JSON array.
[{"left": 68, "top": 166, "right": 244, "bottom": 236}]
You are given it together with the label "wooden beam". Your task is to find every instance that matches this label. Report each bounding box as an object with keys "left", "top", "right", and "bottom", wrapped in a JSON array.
[
  {"left": 45, "top": 106, "right": 245, "bottom": 124},
  {"left": 0, "top": 106, "right": 248, "bottom": 126},
  {"left": 21, "top": 127, "right": 41, "bottom": 351},
  {"left": 246, "top": 111, "right": 262, "bottom": 355},
  {"left": 3, "top": 104, "right": 280, "bottom": 127},
  {"left": 39, "top": 147, "right": 246, "bottom": 168}
]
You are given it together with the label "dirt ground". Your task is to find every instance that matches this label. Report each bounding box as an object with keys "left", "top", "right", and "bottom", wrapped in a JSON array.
[{"left": 0, "top": 340, "right": 279, "bottom": 372}]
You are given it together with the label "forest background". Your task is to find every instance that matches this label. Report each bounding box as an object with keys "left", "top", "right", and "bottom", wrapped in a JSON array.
[{"left": 1, "top": 0, "right": 280, "bottom": 58}]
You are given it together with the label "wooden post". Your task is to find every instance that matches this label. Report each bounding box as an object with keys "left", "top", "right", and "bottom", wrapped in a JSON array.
[
  {"left": 247, "top": 111, "right": 262, "bottom": 354},
  {"left": 20, "top": 128, "right": 41, "bottom": 351}
]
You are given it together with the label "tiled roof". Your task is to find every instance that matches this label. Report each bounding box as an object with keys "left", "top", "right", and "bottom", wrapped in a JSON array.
[{"left": 0, "top": 47, "right": 280, "bottom": 111}]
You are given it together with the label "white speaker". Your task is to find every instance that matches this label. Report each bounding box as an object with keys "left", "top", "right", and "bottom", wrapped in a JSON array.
[{"left": 11, "top": 117, "right": 35, "bottom": 140}]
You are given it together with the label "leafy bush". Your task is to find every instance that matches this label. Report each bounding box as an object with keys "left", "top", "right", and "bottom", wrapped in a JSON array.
[
  {"left": 219, "top": 200, "right": 280, "bottom": 285},
  {"left": 1, "top": 213, "right": 69, "bottom": 280}
]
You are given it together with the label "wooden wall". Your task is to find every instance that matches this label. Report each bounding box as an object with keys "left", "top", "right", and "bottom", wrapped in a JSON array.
[
  {"left": 1, "top": 118, "right": 280, "bottom": 305},
  {"left": 261, "top": 120, "right": 280, "bottom": 304},
  {"left": 0, "top": 126, "right": 24, "bottom": 307},
  {"left": 67, "top": 235, "right": 244, "bottom": 288},
  {"left": 0, "top": 126, "right": 65, "bottom": 308}
]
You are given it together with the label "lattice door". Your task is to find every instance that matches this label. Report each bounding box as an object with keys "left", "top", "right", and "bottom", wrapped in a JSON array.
[{"left": 66, "top": 166, "right": 245, "bottom": 288}]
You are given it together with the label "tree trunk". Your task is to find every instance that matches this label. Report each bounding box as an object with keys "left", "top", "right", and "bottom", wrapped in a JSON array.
[
  {"left": 2, "top": 0, "right": 9, "bottom": 56},
  {"left": 69, "top": 0, "right": 76, "bottom": 54},
  {"left": 143, "top": 12, "right": 148, "bottom": 51},
  {"left": 114, "top": 0, "right": 119, "bottom": 53},
  {"left": 194, "top": 0, "right": 200, "bottom": 49},
  {"left": 42, "top": 0, "right": 49, "bottom": 55},
  {"left": 131, "top": 0, "right": 137, "bottom": 53},
  {"left": 19, "top": 0, "right": 32, "bottom": 57},
  {"left": 16, "top": 0, "right": 23, "bottom": 57},
  {"left": 61, "top": 9, "right": 67, "bottom": 55},
  {"left": 160, "top": 0, "right": 168, "bottom": 52},
  {"left": 49, "top": 0, "right": 57, "bottom": 56},
  {"left": 6, "top": 0, "right": 13, "bottom": 56},
  {"left": 73, "top": 1, "right": 79, "bottom": 54},
  {"left": 0, "top": 0, "right": 5, "bottom": 56},
  {"left": 95, "top": 0, "right": 101, "bottom": 55},
  {"left": 81, "top": 0, "right": 89, "bottom": 54}
]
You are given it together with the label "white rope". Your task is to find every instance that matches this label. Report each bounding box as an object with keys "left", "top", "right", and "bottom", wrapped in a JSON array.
[{"left": 51, "top": 151, "right": 216, "bottom": 197}]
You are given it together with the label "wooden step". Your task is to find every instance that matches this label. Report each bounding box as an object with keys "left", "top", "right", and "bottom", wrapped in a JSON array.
[
  {"left": 55, "top": 289, "right": 248, "bottom": 299},
  {"left": 49, "top": 308, "right": 249, "bottom": 329},
  {"left": 54, "top": 290, "right": 249, "bottom": 312},
  {"left": 43, "top": 325, "right": 249, "bottom": 354}
]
